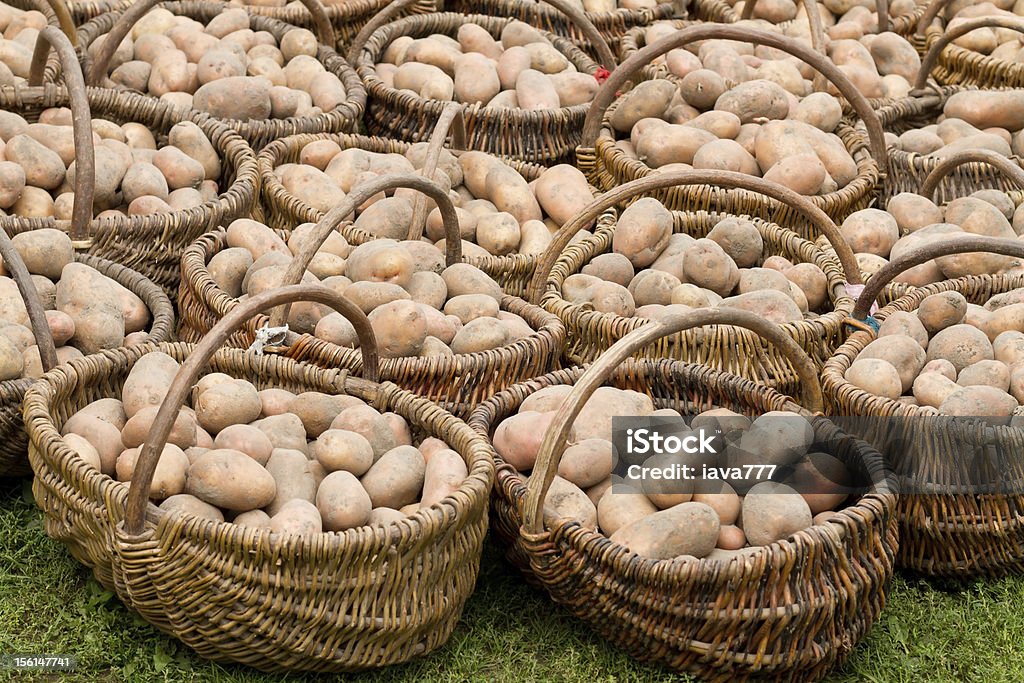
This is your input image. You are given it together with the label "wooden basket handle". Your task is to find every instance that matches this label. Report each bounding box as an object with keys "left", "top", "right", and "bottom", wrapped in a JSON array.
[
  {"left": 297, "top": 0, "right": 336, "bottom": 49},
  {"left": 0, "top": 228, "right": 58, "bottom": 373},
  {"left": 28, "top": 26, "right": 94, "bottom": 245},
  {"left": 268, "top": 173, "right": 461, "bottom": 329},
  {"left": 918, "top": 149, "right": 1024, "bottom": 202},
  {"left": 346, "top": 0, "right": 420, "bottom": 65},
  {"left": 915, "top": 16, "right": 1024, "bottom": 91},
  {"left": 525, "top": 169, "right": 862, "bottom": 305},
  {"left": 852, "top": 236, "right": 1024, "bottom": 320},
  {"left": 538, "top": 0, "right": 617, "bottom": 69},
  {"left": 742, "top": 0, "right": 828, "bottom": 54},
  {"left": 520, "top": 307, "right": 823, "bottom": 534},
  {"left": 914, "top": 0, "right": 950, "bottom": 38},
  {"left": 124, "top": 283, "right": 379, "bottom": 535},
  {"left": 409, "top": 101, "right": 467, "bottom": 241},
  {"left": 580, "top": 24, "right": 888, "bottom": 169},
  {"left": 33, "top": 0, "right": 78, "bottom": 46}
]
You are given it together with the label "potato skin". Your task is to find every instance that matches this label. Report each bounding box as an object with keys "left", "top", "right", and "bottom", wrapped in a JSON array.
[
  {"left": 610, "top": 501, "right": 720, "bottom": 560},
  {"left": 186, "top": 448, "right": 277, "bottom": 511}
]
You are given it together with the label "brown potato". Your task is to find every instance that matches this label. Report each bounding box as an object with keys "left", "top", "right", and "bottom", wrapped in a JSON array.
[
  {"left": 186, "top": 448, "right": 276, "bottom": 510},
  {"left": 610, "top": 501, "right": 719, "bottom": 559}
]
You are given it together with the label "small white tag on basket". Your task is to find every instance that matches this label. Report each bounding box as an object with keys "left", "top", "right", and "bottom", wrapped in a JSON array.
[
  {"left": 247, "top": 323, "right": 289, "bottom": 356},
  {"left": 843, "top": 283, "right": 878, "bottom": 316}
]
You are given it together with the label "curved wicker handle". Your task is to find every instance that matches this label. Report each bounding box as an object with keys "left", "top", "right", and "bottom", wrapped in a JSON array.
[
  {"left": 0, "top": 228, "right": 58, "bottom": 373},
  {"left": 268, "top": 173, "right": 461, "bottom": 329},
  {"left": 853, "top": 236, "right": 1024, "bottom": 320},
  {"left": 520, "top": 307, "right": 823, "bottom": 534},
  {"left": 915, "top": 0, "right": 949, "bottom": 38},
  {"left": 539, "top": 0, "right": 617, "bottom": 69},
  {"left": 581, "top": 24, "right": 887, "bottom": 168},
  {"left": 29, "top": 26, "right": 94, "bottom": 245},
  {"left": 124, "top": 283, "right": 380, "bottom": 535},
  {"left": 86, "top": 0, "right": 163, "bottom": 87},
  {"left": 918, "top": 149, "right": 1024, "bottom": 201},
  {"left": 295, "top": 0, "right": 336, "bottom": 48},
  {"left": 409, "top": 101, "right": 467, "bottom": 241},
  {"left": 915, "top": 16, "right": 1024, "bottom": 91},
  {"left": 33, "top": 0, "right": 78, "bottom": 46},
  {"left": 741, "top": 0, "right": 828, "bottom": 58},
  {"left": 526, "top": 169, "right": 862, "bottom": 305},
  {"left": 877, "top": 0, "right": 889, "bottom": 34},
  {"left": 346, "top": 0, "right": 420, "bottom": 65}
]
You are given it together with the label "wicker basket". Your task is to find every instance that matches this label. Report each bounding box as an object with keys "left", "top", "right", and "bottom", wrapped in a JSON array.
[
  {"left": 919, "top": 14, "right": 1024, "bottom": 88},
  {"left": 692, "top": 0, "right": 929, "bottom": 38},
  {"left": 63, "top": 0, "right": 366, "bottom": 150},
  {"left": 0, "top": 27, "right": 258, "bottom": 298},
  {"left": 444, "top": 0, "right": 677, "bottom": 59},
  {"left": 526, "top": 169, "right": 862, "bottom": 390},
  {"left": 468, "top": 308, "right": 897, "bottom": 682},
  {"left": 257, "top": 104, "right": 610, "bottom": 297},
  {"left": 179, "top": 174, "right": 566, "bottom": 416},
  {"left": 579, "top": 24, "right": 887, "bottom": 232},
  {"left": 25, "top": 283, "right": 494, "bottom": 671},
  {"left": 823, "top": 235, "right": 1024, "bottom": 577},
  {"left": 351, "top": 8, "right": 605, "bottom": 164}
]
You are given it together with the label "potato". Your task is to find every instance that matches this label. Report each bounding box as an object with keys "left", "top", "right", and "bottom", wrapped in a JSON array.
[
  {"left": 740, "top": 481, "right": 812, "bottom": 546},
  {"left": 121, "top": 351, "right": 180, "bottom": 418},
  {"left": 878, "top": 311, "right": 929, "bottom": 349},
  {"left": 440, "top": 262, "right": 503, "bottom": 302},
  {"left": 254, "top": 413, "right": 308, "bottom": 453},
  {"left": 269, "top": 498, "right": 322, "bottom": 536},
  {"left": 63, "top": 432, "right": 102, "bottom": 471},
  {"left": 859, "top": 336, "right": 927, "bottom": 393},
  {"left": 193, "top": 76, "right": 272, "bottom": 120},
  {"left": 844, "top": 358, "right": 902, "bottom": 400},
  {"left": 943, "top": 90, "right": 1024, "bottom": 133},
  {"left": 635, "top": 124, "right": 716, "bottom": 168},
  {"left": 366, "top": 299, "right": 428, "bottom": 358},
  {"left": 691, "top": 479, "right": 740, "bottom": 526},
  {"left": 194, "top": 379, "right": 261, "bottom": 434},
  {"left": 556, "top": 438, "right": 613, "bottom": 489},
  {"left": 159, "top": 493, "right": 225, "bottom": 521},
  {"left": 10, "top": 229, "right": 73, "bottom": 281},
  {"left": 116, "top": 444, "right": 189, "bottom": 500},
  {"left": 917, "top": 291, "right": 968, "bottom": 335},
  {"left": 264, "top": 448, "right": 317, "bottom": 516},
  {"left": 493, "top": 410, "right": 557, "bottom": 471},
  {"left": 359, "top": 444, "right": 426, "bottom": 509},
  {"left": 715, "top": 79, "right": 790, "bottom": 123},
  {"left": 958, "top": 360, "right": 1011, "bottom": 391},
  {"left": 313, "top": 429, "right": 374, "bottom": 476},
  {"left": 233, "top": 509, "right": 271, "bottom": 528},
  {"left": 611, "top": 198, "right": 673, "bottom": 269},
  {"left": 939, "top": 385, "right": 1017, "bottom": 420},
  {"left": 345, "top": 241, "right": 415, "bottom": 290},
  {"left": 680, "top": 69, "right": 727, "bottom": 110},
  {"left": 0, "top": 160, "right": 25, "bottom": 209},
  {"left": 927, "top": 325, "right": 994, "bottom": 374},
  {"left": 533, "top": 164, "right": 592, "bottom": 228},
  {"left": 610, "top": 80, "right": 674, "bottom": 134},
  {"left": 5, "top": 134, "right": 65, "bottom": 190},
  {"left": 122, "top": 405, "right": 196, "bottom": 449},
  {"left": 186, "top": 448, "right": 276, "bottom": 510},
  {"left": 330, "top": 405, "right": 397, "bottom": 460},
  {"left": 581, "top": 253, "right": 634, "bottom": 287},
  {"left": 839, "top": 209, "right": 900, "bottom": 258},
  {"left": 597, "top": 482, "right": 657, "bottom": 535},
  {"left": 420, "top": 448, "right": 468, "bottom": 507},
  {"left": 539, "top": 475, "right": 596, "bottom": 530},
  {"left": 450, "top": 317, "right": 509, "bottom": 353},
  {"left": 610, "top": 501, "right": 719, "bottom": 559},
  {"left": 212, "top": 424, "right": 273, "bottom": 465},
  {"left": 289, "top": 392, "right": 357, "bottom": 439},
  {"left": 314, "top": 470, "right": 371, "bottom": 531}
]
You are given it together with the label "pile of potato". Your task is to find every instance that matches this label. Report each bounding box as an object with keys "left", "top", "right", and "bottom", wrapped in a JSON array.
[
  {"left": 844, "top": 287, "right": 1024, "bottom": 420},
  {"left": 276, "top": 142, "right": 595, "bottom": 257},
  {"left": 0, "top": 229, "right": 152, "bottom": 380},
  {"left": 0, "top": 6, "right": 49, "bottom": 87},
  {"left": 61, "top": 351, "right": 469, "bottom": 532},
  {"left": 91, "top": 7, "right": 348, "bottom": 120},
  {"left": 936, "top": 1, "right": 1024, "bottom": 59},
  {"left": 493, "top": 384, "right": 853, "bottom": 561},
  {"left": 0, "top": 108, "right": 221, "bottom": 219},
  {"left": 841, "top": 194, "right": 1024, "bottom": 284},
  {"left": 374, "top": 20, "right": 600, "bottom": 109},
  {"left": 211, "top": 218, "right": 538, "bottom": 358},
  {"left": 561, "top": 197, "right": 831, "bottom": 324},
  {"left": 886, "top": 91, "right": 1024, "bottom": 159}
]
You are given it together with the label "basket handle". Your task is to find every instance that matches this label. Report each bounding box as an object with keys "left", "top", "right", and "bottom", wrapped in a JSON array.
[
  {"left": 852, "top": 236, "right": 1024, "bottom": 321},
  {"left": 538, "top": 0, "right": 617, "bottom": 69},
  {"left": 346, "top": 0, "right": 421, "bottom": 65},
  {"left": 914, "top": 0, "right": 949, "bottom": 39},
  {"left": 124, "top": 283, "right": 379, "bottom": 535},
  {"left": 297, "top": 0, "right": 336, "bottom": 49},
  {"left": 86, "top": 0, "right": 162, "bottom": 86},
  {"left": 267, "top": 173, "right": 461, "bottom": 329},
  {"left": 0, "top": 227, "right": 59, "bottom": 373},
  {"left": 525, "top": 169, "right": 862, "bottom": 305},
  {"left": 409, "top": 101, "right": 467, "bottom": 241},
  {"left": 28, "top": 26, "right": 94, "bottom": 246},
  {"left": 918, "top": 149, "right": 1024, "bottom": 202},
  {"left": 32, "top": 0, "right": 78, "bottom": 46},
  {"left": 520, "top": 307, "right": 823, "bottom": 535},
  {"left": 580, "top": 24, "right": 887, "bottom": 169},
  {"left": 914, "top": 16, "right": 1024, "bottom": 91},
  {"left": 742, "top": 0, "right": 828, "bottom": 52}
]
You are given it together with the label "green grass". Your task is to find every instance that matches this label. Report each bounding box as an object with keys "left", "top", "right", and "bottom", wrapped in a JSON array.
[{"left": 1, "top": 475, "right": 1023, "bottom": 683}]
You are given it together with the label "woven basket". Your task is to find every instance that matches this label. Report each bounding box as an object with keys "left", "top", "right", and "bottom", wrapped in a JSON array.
[
  {"left": 63, "top": 0, "right": 365, "bottom": 150},
  {"left": 257, "top": 104, "right": 609, "bottom": 297},
  {"left": 6, "top": 0, "right": 81, "bottom": 43},
  {"left": 468, "top": 308, "right": 897, "bottom": 682},
  {"left": 579, "top": 23, "right": 887, "bottom": 232},
  {"left": 352, "top": 10, "right": 605, "bottom": 164},
  {"left": 919, "top": 14, "right": 1024, "bottom": 88},
  {"left": 526, "top": 169, "right": 861, "bottom": 390},
  {"left": 179, "top": 174, "right": 566, "bottom": 416},
  {"left": 823, "top": 235, "right": 1024, "bottom": 577},
  {"left": 692, "top": 0, "right": 928, "bottom": 37},
  {"left": 0, "top": 27, "right": 258, "bottom": 299},
  {"left": 0, "top": 227, "right": 173, "bottom": 477},
  {"left": 444, "top": 0, "right": 677, "bottom": 59},
  {"left": 25, "top": 283, "right": 494, "bottom": 671}
]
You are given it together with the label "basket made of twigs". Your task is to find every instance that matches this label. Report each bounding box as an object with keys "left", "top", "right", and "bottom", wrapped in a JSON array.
[
  {"left": 179, "top": 174, "right": 566, "bottom": 416},
  {"left": 526, "top": 169, "right": 862, "bottom": 392},
  {"left": 692, "top": 0, "right": 928, "bottom": 39},
  {"left": 917, "top": 13, "right": 1024, "bottom": 88},
  {"left": 25, "top": 283, "right": 494, "bottom": 671},
  {"left": 823, "top": 235, "right": 1024, "bottom": 577},
  {"left": 468, "top": 309, "right": 897, "bottom": 682}
]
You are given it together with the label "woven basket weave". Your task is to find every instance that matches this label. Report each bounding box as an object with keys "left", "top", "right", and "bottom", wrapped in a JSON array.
[
  {"left": 25, "top": 284, "right": 494, "bottom": 671},
  {"left": 468, "top": 309, "right": 897, "bottom": 682},
  {"left": 918, "top": 14, "right": 1024, "bottom": 88}
]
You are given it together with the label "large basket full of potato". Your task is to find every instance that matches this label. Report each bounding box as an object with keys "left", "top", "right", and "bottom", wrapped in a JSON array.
[
  {"left": 0, "top": 28, "right": 258, "bottom": 296},
  {"left": 916, "top": 11, "right": 1024, "bottom": 88},
  {"left": 526, "top": 170, "right": 861, "bottom": 391},
  {"left": 25, "top": 283, "right": 495, "bottom": 671},
  {"left": 67, "top": 0, "right": 365, "bottom": 149},
  {"left": 350, "top": 7, "right": 612, "bottom": 164},
  {"left": 823, "top": 235, "right": 1024, "bottom": 577},
  {"left": 0, "top": 225, "right": 173, "bottom": 477},
  {"left": 579, "top": 24, "right": 887, "bottom": 232},
  {"left": 256, "top": 104, "right": 610, "bottom": 297},
  {"left": 177, "top": 174, "right": 566, "bottom": 415},
  {"left": 468, "top": 309, "right": 897, "bottom": 682}
]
